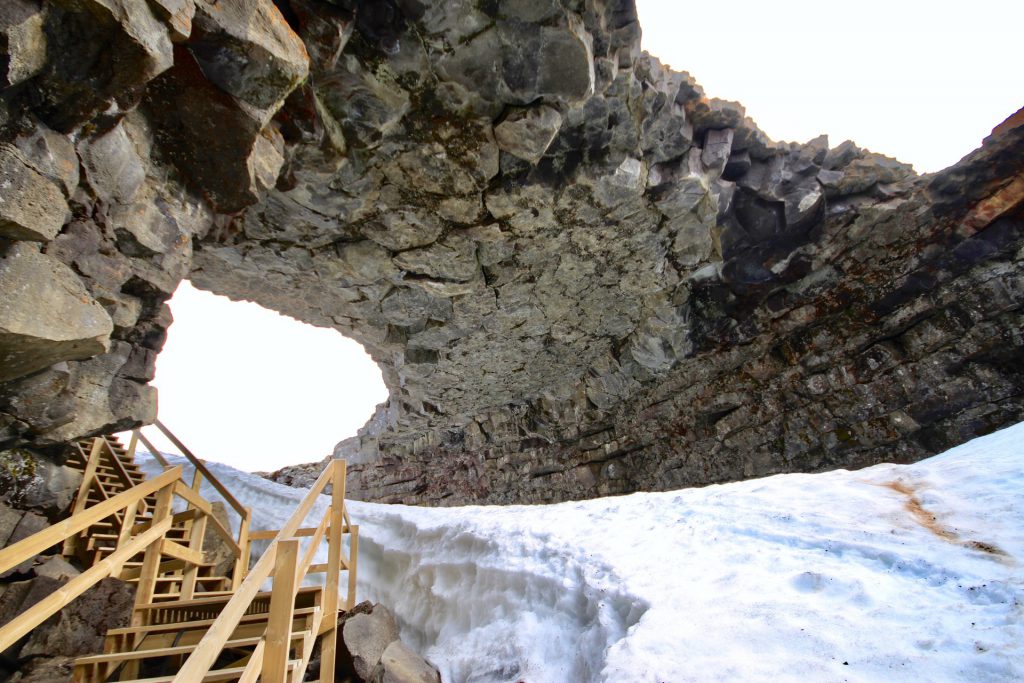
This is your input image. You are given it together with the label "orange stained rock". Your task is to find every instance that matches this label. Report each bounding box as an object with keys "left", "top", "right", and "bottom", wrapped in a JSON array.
[{"left": 961, "top": 172, "right": 1024, "bottom": 234}]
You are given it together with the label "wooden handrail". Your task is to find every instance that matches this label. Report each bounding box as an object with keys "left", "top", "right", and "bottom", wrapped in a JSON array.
[
  {"left": 153, "top": 420, "right": 248, "bottom": 518},
  {"left": 135, "top": 421, "right": 254, "bottom": 593},
  {"left": 172, "top": 460, "right": 356, "bottom": 682},
  {"left": 172, "top": 481, "right": 240, "bottom": 557},
  {"left": 0, "top": 516, "right": 174, "bottom": 652},
  {"left": 0, "top": 467, "right": 182, "bottom": 574},
  {"left": 134, "top": 431, "right": 171, "bottom": 469}
]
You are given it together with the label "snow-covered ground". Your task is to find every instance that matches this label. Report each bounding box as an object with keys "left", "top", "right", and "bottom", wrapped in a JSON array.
[{"left": 138, "top": 423, "right": 1024, "bottom": 682}]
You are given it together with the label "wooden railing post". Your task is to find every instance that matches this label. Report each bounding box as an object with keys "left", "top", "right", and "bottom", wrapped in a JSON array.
[
  {"left": 264, "top": 538, "right": 300, "bottom": 683},
  {"left": 233, "top": 508, "right": 252, "bottom": 590},
  {"left": 180, "top": 510, "right": 207, "bottom": 600},
  {"left": 319, "top": 460, "right": 347, "bottom": 681},
  {"left": 348, "top": 525, "right": 359, "bottom": 611},
  {"left": 132, "top": 484, "right": 174, "bottom": 626}
]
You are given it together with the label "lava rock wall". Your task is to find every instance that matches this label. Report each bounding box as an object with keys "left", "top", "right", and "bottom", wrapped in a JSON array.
[{"left": 1, "top": 0, "right": 1021, "bottom": 504}]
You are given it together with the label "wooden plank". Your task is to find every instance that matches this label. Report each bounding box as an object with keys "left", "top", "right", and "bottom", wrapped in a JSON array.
[
  {"left": 115, "top": 663, "right": 292, "bottom": 683},
  {"left": 102, "top": 435, "right": 138, "bottom": 489},
  {"left": 125, "top": 430, "right": 140, "bottom": 463},
  {"left": 180, "top": 511, "right": 208, "bottom": 600},
  {"left": 135, "top": 431, "right": 171, "bottom": 469},
  {"left": 233, "top": 509, "right": 252, "bottom": 590},
  {"left": 170, "top": 543, "right": 278, "bottom": 682},
  {"left": 173, "top": 481, "right": 213, "bottom": 514},
  {"left": 74, "top": 635, "right": 266, "bottom": 664},
  {"left": 62, "top": 438, "right": 104, "bottom": 557},
  {"left": 298, "top": 513, "right": 330, "bottom": 580},
  {"left": 132, "top": 485, "right": 175, "bottom": 628},
  {"left": 289, "top": 612, "right": 322, "bottom": 683},
  {"left": 161, "top": 538, "right": 204, "bottom": 565},
  {"left": 171, "top": 460, "right": 335, "bottom": 681},
  {"left": 118, "top": 558, "right": 187, "bottom": 581},
  {"left": 347, "top": 524, "right": 359, "bottom": 611},
  {"left": 249, "top": 526, "right": 336, "bottom": 541},
  {"left": 154, "top": 420, "right": 248, "bottom": 518},
  {"left": 0, "top": 467, "right": 182, "bottom": 574},
  {"left": 320, "top": 461, "right": 347, "bottom": 681},
  {"left": 112, "top": 498, "right": 140, "bottom": 575},
  {"left": 236, "top": 638, "right": 265, "bottom": 683},
  {"left": 264, "top": 539, "right": 299, "bottom": 683},
  {"left": 106, "top": 608, "right": 318, "bottom": 639},
  {"left": 0, "top": 516, "right": 172, "bottom": 652}
]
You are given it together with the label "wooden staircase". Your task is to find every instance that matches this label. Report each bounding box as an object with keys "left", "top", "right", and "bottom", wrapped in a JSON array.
[
  {"left": 63, "top": 432, "right": 237, "bottom": 601},
  {"left": 0, "top": 423, "right": 358, "bottom": 683}
]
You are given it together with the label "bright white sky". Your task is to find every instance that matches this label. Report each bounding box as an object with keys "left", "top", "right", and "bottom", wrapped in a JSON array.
[
  {"left": 136, "top": 1, "right": 1021, "bottom": 471},
  {"left": 131, "top": 281, "right": 389, "bottom": 472}
]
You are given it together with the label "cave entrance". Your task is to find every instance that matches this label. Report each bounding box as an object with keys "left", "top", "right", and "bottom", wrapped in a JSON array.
[{"left": 129, "top": 280, "right": 387, "bottom": 473}]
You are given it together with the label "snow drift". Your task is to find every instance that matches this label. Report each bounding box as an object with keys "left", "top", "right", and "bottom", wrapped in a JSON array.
[{"left": 138, "top": 422, "right": 1024, "bottom": 682}]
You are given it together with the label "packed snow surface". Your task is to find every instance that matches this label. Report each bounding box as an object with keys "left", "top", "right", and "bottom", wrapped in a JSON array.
[{"left": 138, "top": 423, "right": 1024, "bottom": 682}]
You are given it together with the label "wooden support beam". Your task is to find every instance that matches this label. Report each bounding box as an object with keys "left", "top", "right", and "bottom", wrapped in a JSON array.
[
  {"left": 170, "top": 544, "right": 279, "bottom": 681},
  {"left": 236, "top": 638, "right": 265, "bottom": 683},
  {"left": 249, "top": 526, "right": 337, "bottom": 541},
  {"left": 0, "top": 516, "right": 172, "bottom": 652},
  {"left": 298, "top": 513, "right": 330, "bottom": 580},
  {"left": 134, "top": 431, "right": 171, "bottom": 469},
  {"left": 153, "top": 420, "right": 247, "bottom": 518},
  {"left": 233, "top": 510, "right": 252, "bottom": 590},
  {"left": 180, "top": 512, "right": 208, "bottom": 600},
  {"left": 161, "top": 538, "right": 204, "bottom": 565},
  {"left": 112, "top": 498, "right": 140, "bottom": 575},
  {"left": 348, "top": 524, "right": 359, "bottom": 611},
  {"left": 62, "top": 438, "right": 104, "bottom": 557},
  {"left": 264, "top": 539, "right": 299, "bottom": 683},
  {"left": 133, "top": 485, "right": 175, "bottom": 627},
  {"left": 0, "top": 467, "right": 181, "bottom": 575},
  {"left": 320, "top": 460, "right": 347, "bottom": 680}
]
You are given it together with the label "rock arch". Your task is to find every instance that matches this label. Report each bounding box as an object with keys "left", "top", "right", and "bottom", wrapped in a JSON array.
[{"left": 1, "top": 0, "right": 1022, "bottom": 504}]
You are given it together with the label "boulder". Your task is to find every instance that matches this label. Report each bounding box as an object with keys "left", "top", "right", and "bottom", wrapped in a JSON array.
[
  {"left": 0, "top": 144, "right": 70, "bottom": 242},
  {"left": 341, "top": 602, "right": 401, "bottom": 681},
  {"left": 373, "top": 640, "right": 441, "bottom": 683},
  {"left": 32, "top": 0, "right": 174, "bottom": 131},
  {"left": 33, "top": 555, "right": 80, "bottom": 581},
  {"left": 6, "top": 656, "right": 76, "bottom": 683},
  {"left": 0, "top": 448, "right": 82, "bottom": 519},
  {"left": 20, "top": 576, "right": 135, "bottom": 657},
  {"left": 0, "top": 0, "right": 46, "bottom": 88},
  {"left": 12, "top": 123, "right": 79, "bottom": 197},
  {"left": 0, "top": 243, "right": 113, "bottom": 383},
  {"left": 144, "top": 0, "right": 308, "bottom": 211},
  {"left": 201, "top": 501, "right": 237, "bottom": 580},
  {"left": 0, "top": 500, "right": 24, "bottom": 546}
]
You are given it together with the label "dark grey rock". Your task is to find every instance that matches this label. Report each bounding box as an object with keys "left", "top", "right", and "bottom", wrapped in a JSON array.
[
  {"left": 0, "top": 244, "right": 112, "bottom": 383},
  {"left": 0, "top": 0, "right": 46, "bottom": 88},
  {"left": 0, "top": 144, "right": 69, "bottom": 242},
  {"left": 0, "top": 449, "right": 81, "bottom": 519},
  {"left": 20, "top": 577, "right": 134, "bottom": 657},
  {"left": 494, "top": 105, "right": 564, "bottom": 164}
]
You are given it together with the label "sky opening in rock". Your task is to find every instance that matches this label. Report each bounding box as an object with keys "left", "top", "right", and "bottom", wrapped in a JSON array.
[{"left": 142, "top": 0, "right": 1023, "bottom": 471}]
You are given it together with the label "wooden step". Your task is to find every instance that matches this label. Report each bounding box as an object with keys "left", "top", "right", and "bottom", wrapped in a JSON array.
[
  {"left": 106, "top": 662, "right": 298, "bottom": 683},
  {"left": 104, "top": 607, "right": 319, "bottom": 639}
]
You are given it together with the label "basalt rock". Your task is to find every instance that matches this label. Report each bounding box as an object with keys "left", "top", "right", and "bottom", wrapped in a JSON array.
[{"left": 0, "top": 1, "right": 1021, "bottom": 506}]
